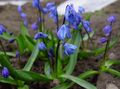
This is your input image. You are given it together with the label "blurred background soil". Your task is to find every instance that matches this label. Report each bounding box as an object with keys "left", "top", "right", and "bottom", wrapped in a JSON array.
[{"left": 0, "top": 0, "right": 120, "bottom": 89}]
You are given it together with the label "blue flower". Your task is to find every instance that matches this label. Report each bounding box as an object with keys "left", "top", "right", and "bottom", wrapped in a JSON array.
[
  {"left": 2, "top": 67, "right": 9, "bottom": 78},
  {"left": 49, "top": 6, "right": 58, "bottom": 23},
  {"left": 20, "top": 12, "right": 27, "bottom": 19},
  {"left": 64, "top": 43, "right": 77, "bottom": 55},
  {"left": 103, "top": 25, "right": 112, "bottom": 36},
  {"left": 34, "top": 32, "right": 48, "bottom": 40},
  {"left": 0, "top": 24, "right": 6, "bottom": 35},
  {"left": 107, "top": 16, "right": 116, "bottom": 23},
  {"left": 82, "top": 20, "right": 93, "bottom": 32},
  {"left": 16, "top": 51, "right": 20, "bottom": 58},
  {"left": 17, "top": 6, "right": 22, "bottom": 14},
  {"left": 38, "top": 42, "right": 46, "bottom": 50},
  {"left": 100, "top": 37, "right": 107, "bottom": 44},
  {"left": 48, "top": 47, "right": 54, "bottom": 58},
  {"left": 42, "top": 8, "right": 48, "bottom": 14},
  {"left": 33, "top": 0, "right": 40, "bottom": 9},
  {"left": 9, "top": 38, "right": 15, "bottom": 43},
  {"left": 78, "top": 6, "right": 85, "bottom": 14},
  {"left": 57, "top": 24, "right": 71, "bottom": 40},
  {"left": 46, "top": 2, "right": 55, "bottom": 10},
  {"left": 31, "top": 22, "right": 38, "bottom": 30},
  {"left": 65, "top": 5, "right": 81, "bottom": 29},
  {"left": 23, "top": 20, "right": 28, "bottom": 27}
]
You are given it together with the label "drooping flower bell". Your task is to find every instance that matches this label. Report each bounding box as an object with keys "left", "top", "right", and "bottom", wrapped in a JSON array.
[
  {"left": 34, "top": 32, "right": 48, "bottom": 40},
  {"left": 100, "top": 37, "right": 107, "bottom": 44},
  {"left": 16, "top": 51, "right": 20, "bottom": 58},
  {"left": 103, "top": 25, "right": 112, "bottom": 36},
  {"left": 33, "top": 0, "right": 41, "bottom": 10},
  {"left": 9, "top": 38, "right": 15, "bottom": 43},
  {"left": 31, "top": 22, "right": 38, "bottom": 30},
  {"left": 0, "top": 24, "right": 6, "bottom": 35},
  {"left": 78, "top": 6, "right": 85, "bottom": 14},
  {"left": 57, "top": 24, "right": 71, "bottom": 40},
  {"left": 64, "top": 43, "right": 77, "bottom": 55},
  {"left": 38, "top": 42, "right": 46, "bottom": 50},
  {"left": 2, "top": 67, "right": 9, "bottom": 78},
  {"left": 48, "top": 6, "right": 58, "bottom": 24},
  {"left": 107, "top": 15, "right": 116, "bottom": 23},
  {"left": 46, "top": 2, "right": 55, "bottom": 10},
  {"left": 82, "top": 20, "right": 93, "bottom": 32},
  {"left": 17, "top": 6, "right": 22, "bottom": 14},
  {"left": 65, "top": 5, "right": 81, "bottom": 29}
]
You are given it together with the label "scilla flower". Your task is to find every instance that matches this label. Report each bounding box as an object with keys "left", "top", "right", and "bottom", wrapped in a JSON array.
[
  {"left": 57, "top": 24, "right": 71, "bottom": 40},
  {"left": 2, "top": 67, "right": 9, "bottom": 78},
  {"left": 82, "top": 20, "right": 93, "bottom": 32},
  {"left": 20, "top": 12, "right": 27, "bottom": 19},
  {"left": 64, "top": 43, "right": 77, "bottom": 55},
  {"left": 17, "top": 6, "right": 22, "bottom": 14},
  {"left": 33, "top": 0, "right": 40, "bottom": 9},
  {"left": 49, "top": 6, "right": 58, "bottom": 23},
  {"left": 46, "top": 2, "right": 55, "bottom": 10},
  {"left": 103, "top": 25, "right": 112, "bottom": 36},
  {"left": 9, "top": 38, "right": 15, "bottom": 43},
  {"left": 34, "top": 32, "right": 48, "bottom": 40},
  {"left": 0, "top": 24, "right": 6, "bottom": 35},
  {"left": 100, "top": 37, "right": 107, "bottom": 44},
  {"left": 16, "top": 51, "right": 20, "bottom": 58},
  {"left": 107, "top": 16, "right": 116, "bottom": 23},
  {"left": 65, "top": 5, "right": 81, "bottom": 29},
  {"left": 78, "top": 6, "right": 85, "bottom": 14},
  {"left": 31, "top": 22, "right": 38, "bottom": 30},
  {"left": 38, "top": 42, "right": 46, "bottom": 50}
]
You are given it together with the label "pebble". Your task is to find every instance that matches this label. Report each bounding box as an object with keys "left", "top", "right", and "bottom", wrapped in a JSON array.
[{"left": 106, "top": 83, "right": 118, "bottom": 89}]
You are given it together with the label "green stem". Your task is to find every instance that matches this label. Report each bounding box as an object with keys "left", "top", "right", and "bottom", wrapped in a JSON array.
[{"left": 0, "top": 39, "right": 6, "bottom": 56}]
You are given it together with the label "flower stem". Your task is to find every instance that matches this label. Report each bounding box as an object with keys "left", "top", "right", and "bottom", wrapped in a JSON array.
[{"left": 0, "top": 39, "right": 6, "bottom": 56}]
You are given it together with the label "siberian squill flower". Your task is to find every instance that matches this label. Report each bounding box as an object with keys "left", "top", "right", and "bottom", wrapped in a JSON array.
[
  {"left": 103, "top": 25, "right": 112, "bottom": 36},
  {"left": 64, "top": 43, "right": 77, "bottom": 55},
  {"left": 2, "top": 67, "right": 9, "bottom": 78},
  {"left": 99, "top": 37, "right": 107, "bottom": 44},
  {"left": 38, "top": 42, "right": 46, "bottom": 50},
  {"left": 0, "top": 24, "right": 6, "bottom": 35},
  {"left": 107, "top": 16, "right": 116, "bottom": 23},
  {"left": 34, "top": 32, "right": 48, "bottom": 40},
  {"left": 65, "top": 5, "right": 81, "bottom": 29},
  {"left": 31, "top": 22, "right": 38, "bottom": 30},
  {"left": 9, "top": 38, "right": 15, "bottom": 43},
  {"left": 57, "top": 24, "right": 71, "bottom": 40},
  {"left": 46, "top": 2, "right": 55, "bottom": 10},
  {"left": 82, "top": 20, "right": 93, "bottom": 32},
  {"left": 17, "top": 5, "right": 22, "bottom": 14},
  {"left": 78, "top": 6, "right": 85, "bottom": 14}
]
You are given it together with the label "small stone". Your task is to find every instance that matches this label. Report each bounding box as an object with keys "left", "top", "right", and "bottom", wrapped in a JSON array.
[
  {"left": 106, "top": 83, "right": 118, "bottom": 89},
  {"left": 108, "top": 53, "right": 116, "bottom": 59}
]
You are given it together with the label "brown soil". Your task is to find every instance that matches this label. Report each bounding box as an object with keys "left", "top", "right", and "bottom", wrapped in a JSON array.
[{"left": 0, "top": 0, "right": 120, "bottom": 89}]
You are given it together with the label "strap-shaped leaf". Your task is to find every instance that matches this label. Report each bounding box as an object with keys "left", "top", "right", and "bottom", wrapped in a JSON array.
[
  {"left": 0, "top": 51, "right": 15, "bottom": 57},
  {"left": 0, "top": 76, "right": 16, "bottom": 85},
  {"left": 65, "top": 31, "right": 81, "bottom": 74},
  {"left": 52, "top": 70, "right": 98, "bottom": 89},
  {"left": 23, "top": 42, "right": 39, "bottom": 71},
  {"left": 60, "top": 74, "right": 97, "bottom": 89}
]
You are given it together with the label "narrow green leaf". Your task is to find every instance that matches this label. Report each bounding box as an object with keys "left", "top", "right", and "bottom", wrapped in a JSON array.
[
  {"left": 20, "top": 24, "right": 29, "bottom": 36},
  {"left": 83, "top": 31, "right": 94, "bottom": 41},
  {"left": 23, "top": 42, "right": 39, "bottom": 71},
  {"left": 104, "top": 60, "right": 120, "bottom": 68},
  {"left": 65, "top": 31, "right": 81, "bottom": 74},
  {"left": 0, "top": 76, "right": 16, "bottom": 85},
  {"left": 44, "top": 62, "right": 52, "bottom": 78},
  {"left": 105, "top": 68, "right": 120, "bottom": 78},
  {"left": 0, "top": 32, "right": 14, "bottom": 40},
  {"left": 18, "top": 85, "right": 29, "bottom": 89},
  {"left": 0, "top": 51, "right": 15, "bottom": 57},
  {"left": 52, "top": 70, "right": 98, "bottom": 89},
  {"left": 60, "top": 74, "right": 97, "bottom": 89},
  {"left": 16, "top": 35, "right": 26, "bottom": 54}
]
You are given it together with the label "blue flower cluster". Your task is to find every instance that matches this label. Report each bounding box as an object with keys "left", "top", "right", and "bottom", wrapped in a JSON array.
[
  {"left": 17, "top": 6, "right": 28, "bottom": 27},
  {"left": 0, "top": 24, "right": 6, "bottom": 35},
  {"left": 100, "top": 16, "right": 116, "bottom": 43},
  {"left": 2, "top": 67, "right": 9, "bottom": 78}
]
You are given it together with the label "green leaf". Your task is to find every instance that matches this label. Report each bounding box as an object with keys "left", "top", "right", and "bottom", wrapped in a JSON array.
[
  {"left": 104, "top": 60, "right": 120, "bottom": 68},
  {"left": 20, "top": 24, "right": 29, "bottom": 36},
  {"left": 104, "top": 68, "right": 120, "bottom": 78},
  {"left": 0, "top": 32, "right": 14, "bottom": 40},
  {"left": 44, "top": 62, "right": 52, "bottom": 78},
  {"left": 65, "top": 31, "right": 81, "bottom": 74},
  {"left": 16, "top": 35, "right": 26, "bottom": 54},
  {"left": 52, "top": 70, "right": 98, "bottom": 89},
  {"left": 60, "top": 74, "right": 97, "bottom": 89},
  {"left": 0, "top": 76, "right": 16, "bottom": 85},
  {"left": 83, "top": 31, "right": 94, "bottom": 41},
  {"left": 23, "top": 42, "right": 39, "bottom": 71},
  {"left": 15, "top": 70, "right": 51, "bottom": 82},
  {"left": 0, "top": 51, "right": 15, "bottom": 57},
  {"left": 18, "top": 85, "right": 29, "bottom": 89}
]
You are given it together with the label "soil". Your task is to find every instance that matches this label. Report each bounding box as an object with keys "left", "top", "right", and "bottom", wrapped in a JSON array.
[{"left": 0, "top": 0, "right": 120, "bottom": 89}]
